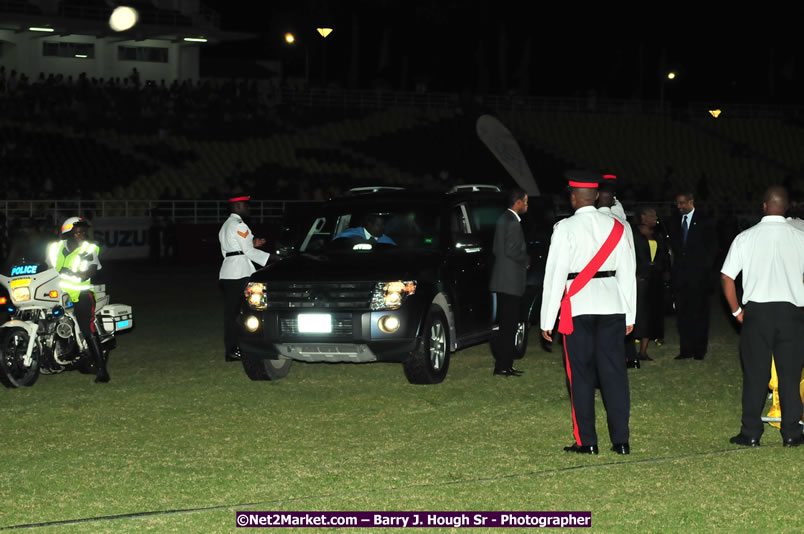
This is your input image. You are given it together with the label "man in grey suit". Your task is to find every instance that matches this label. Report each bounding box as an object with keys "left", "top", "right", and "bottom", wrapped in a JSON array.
[{"left": 489, "top": 187, "right": 530, "bottom": 376}]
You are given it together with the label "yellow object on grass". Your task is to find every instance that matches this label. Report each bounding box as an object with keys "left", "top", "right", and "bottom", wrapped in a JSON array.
[{"left": 766, "top": 357, "right": 804, "bottom": 429}]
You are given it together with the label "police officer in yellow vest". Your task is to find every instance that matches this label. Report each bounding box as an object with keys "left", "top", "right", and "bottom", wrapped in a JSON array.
[{"left": 46, "top": 217, "right": 109, "bottom": 383}]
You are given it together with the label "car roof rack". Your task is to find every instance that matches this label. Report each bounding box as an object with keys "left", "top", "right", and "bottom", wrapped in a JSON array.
[
  {"left": 346, "top": 186, "right": 406, "bottom": 195},
  {"left": 447, "top": 184, "right": 502, "bottom": 193}
]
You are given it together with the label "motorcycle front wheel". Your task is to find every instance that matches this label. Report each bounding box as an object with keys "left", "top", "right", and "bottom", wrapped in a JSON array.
[{"left": 0, "top": 328, "right": 41, "bottom": 388}]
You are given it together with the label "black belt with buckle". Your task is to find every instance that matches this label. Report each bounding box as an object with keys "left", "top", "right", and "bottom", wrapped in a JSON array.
[
  {"left": 225, "top": 251, "right": 244, "bottom": 257},
  {"left": 567, "top": 270, "right": 616, "bottom": 280}
]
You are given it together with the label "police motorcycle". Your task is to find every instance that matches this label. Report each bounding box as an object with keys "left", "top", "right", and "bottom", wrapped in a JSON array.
[{"left": 0, "top": 244, "right": 133, "bottom": 388}]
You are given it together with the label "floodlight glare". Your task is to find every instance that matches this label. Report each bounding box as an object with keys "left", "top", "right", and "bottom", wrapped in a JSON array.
[
  {"left": 709, "top": 109, "right": 722, "bottom": 118},
  {"left": 29, "top": 26, "right": 55, "bottom": 32},
  {"left": 183, "top": 37, "right": 207, "bottom": 42},
  {"left": 316, "top": 27, "right": 333, "bottom": 38},
  {"left": 285, "top": 32, "right": 295, "bottom": 44},
  {"left": 109, "top": 6, "right": 138, "bottom": 32},
  {"left": 667, "top": 72, "right": 676, "bottom": 80}
]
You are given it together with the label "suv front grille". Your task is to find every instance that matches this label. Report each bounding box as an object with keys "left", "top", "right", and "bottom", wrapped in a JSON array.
[{"left": 267, "top": 281, "right": 374, "bottom": 309}]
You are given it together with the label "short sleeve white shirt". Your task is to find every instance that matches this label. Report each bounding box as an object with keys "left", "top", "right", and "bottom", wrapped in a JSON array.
[{"left": 720, "top": 215, "right": 804, "bottom": 306}]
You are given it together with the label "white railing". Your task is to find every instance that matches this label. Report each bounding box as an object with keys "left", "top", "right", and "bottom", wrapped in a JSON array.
[
  {"left": 280, "top": 87, "right": 804, "bottom": 119},
  {"left": 0, "top": 199, "right": 316, "bottom": 224},
  {"left": 5, "top": 198, "right": 764, "bottom": 226}
]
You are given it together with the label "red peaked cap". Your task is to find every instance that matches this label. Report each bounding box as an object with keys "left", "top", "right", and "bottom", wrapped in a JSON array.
[
  {"left": 564, "top": 170, "right": 600, "bottom": 189},
  {"left": 599, "top": 173, "right": 617, "bottom": 193}
]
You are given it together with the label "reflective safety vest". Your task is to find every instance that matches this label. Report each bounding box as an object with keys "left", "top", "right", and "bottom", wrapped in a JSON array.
[{"left": 47, "top": 240, "right": 100, "bottom": 303}]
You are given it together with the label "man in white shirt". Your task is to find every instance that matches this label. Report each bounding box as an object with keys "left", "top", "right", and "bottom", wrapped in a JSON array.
[
  {"left": 541, "top": 174, "right": 637, "bottom": 455},
  {"left": 219, "top": 195, "right": 271, "bottom": 361},
  {"left": 721, "top": 186, "right": 804, "bottom": 447}
]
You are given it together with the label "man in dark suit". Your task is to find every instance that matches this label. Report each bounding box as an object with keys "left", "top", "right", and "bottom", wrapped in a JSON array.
[
  {"left": 667, "top": 191, "right": 718, "bottom": 360},
  {"left": 489, "top": 188, "right": 530, "bottom": 376}
]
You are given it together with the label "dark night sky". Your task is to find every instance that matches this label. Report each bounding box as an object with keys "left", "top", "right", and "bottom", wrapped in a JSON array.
[{"left": 200, "top": 2, "right": 803, "bottom": 104}]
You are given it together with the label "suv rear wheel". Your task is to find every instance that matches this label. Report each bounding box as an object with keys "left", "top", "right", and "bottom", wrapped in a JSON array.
[
  {"left": 513, "top": 320, "right": 529, "bottom": 360},
  {"left": 403, "top": 305, "right": 450, "bottom": 384}
]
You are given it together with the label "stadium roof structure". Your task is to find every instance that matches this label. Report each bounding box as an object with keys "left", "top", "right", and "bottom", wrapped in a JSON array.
[{"left": 0, "top": 0, "right": 254, "bottom": 44}]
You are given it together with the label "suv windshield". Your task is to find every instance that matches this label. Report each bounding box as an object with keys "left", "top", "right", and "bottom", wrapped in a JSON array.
[{"left": 300, "top": 206, "right": 441, "bottom": 253}]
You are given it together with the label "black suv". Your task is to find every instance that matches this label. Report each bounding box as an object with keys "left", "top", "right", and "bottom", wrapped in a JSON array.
[{"left": 237, "top": 187, "right": 552, "bottom": 384}]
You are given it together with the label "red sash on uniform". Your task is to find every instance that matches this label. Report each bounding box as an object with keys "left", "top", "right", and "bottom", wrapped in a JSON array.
[{"left": 558, "top": 220, "right": 624, "bottom": 335}]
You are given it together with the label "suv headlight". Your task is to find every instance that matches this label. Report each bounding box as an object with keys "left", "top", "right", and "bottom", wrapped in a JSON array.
[
  {"left": 371, "top": 281, "right": 416, "bottom": 310},
  {"left": 245, "top": 282, "right": 267, "bottom": 310}
]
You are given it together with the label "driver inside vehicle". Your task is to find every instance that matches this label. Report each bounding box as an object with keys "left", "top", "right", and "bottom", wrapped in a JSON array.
[{"left": 333, "top": 213, "right": 397, "bottom": 245}]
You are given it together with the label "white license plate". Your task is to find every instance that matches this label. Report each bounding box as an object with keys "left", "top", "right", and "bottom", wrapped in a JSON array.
[{"left": 297, "top": 313, "right": 332, "bottom": 333}]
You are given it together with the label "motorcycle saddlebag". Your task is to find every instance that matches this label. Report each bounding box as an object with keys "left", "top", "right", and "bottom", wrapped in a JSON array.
[{"left": 99, "top": 304, "right": 134, "bottom": 332}]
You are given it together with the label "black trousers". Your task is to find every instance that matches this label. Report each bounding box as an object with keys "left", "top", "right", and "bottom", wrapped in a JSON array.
[
  {"left": 739, "top": 302, "right": 804, "bottom": 441},
  {"left": 491, "top": 292, "right": 521, "bottom": 371},
  {"left": 221, "top": 277, "right": 249, "bottom": 355},
  {"left": 74, "top": 291, "right": 97, "bottom": 341},
  {"left": 563, "top": 314, "right": 630, "bottom": 446},
  {"left": 674, "top": 288, "right": 710, "bottom": 357}
]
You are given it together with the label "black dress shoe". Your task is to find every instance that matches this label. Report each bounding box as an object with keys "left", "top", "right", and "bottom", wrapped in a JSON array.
[
  {"left": 783, "top": 436, "right": 803, "bottom": 447},
  {"left": 610, "top": 443, "right": 630, "bottom": 455},
  {"left": 693, "top": 354, "right": 705, "bottom": 360},
  {"left": 493, "top": 368, "right": 521, "bottom": 377},
  {"left": 674, "top": 354, "right": 694, "bottom": 360},
  {"left": 729, "top": 433, "right": 760, "bottom": 447},
  {"left": 94, "top": 371, "right": 110, "bottom": 384},
  {"left": 508, "top": 367, "right": 523, "bottom": 376},
  {"left": 563, "top": 443, "right": 599, "bottom": 454},
  {"left": 626, "top": 359, "right": 640, "bottom": 369}
]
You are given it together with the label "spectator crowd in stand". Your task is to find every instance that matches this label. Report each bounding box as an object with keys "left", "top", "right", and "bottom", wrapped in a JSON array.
[{"left": 0, "top": 65, "right": 280, "bottom": 138}]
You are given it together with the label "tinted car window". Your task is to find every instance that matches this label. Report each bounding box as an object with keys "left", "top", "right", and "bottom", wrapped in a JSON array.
[
  {"left": 300, "top": 206, "right": 441, "bottom": 252},
  {"left": 465, "top": 202, "right": 507, "bottom": 246}
]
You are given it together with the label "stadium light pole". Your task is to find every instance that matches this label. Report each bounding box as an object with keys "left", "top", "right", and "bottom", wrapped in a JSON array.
[
  {"left": 316, "top": 27, "right": 333, "bottom": 87},
  {"left": 660, "top": 71, "right": 676, "bottom": 112},
  {"left": 285, "top": 31, "right": 309, "bottom": 88}
]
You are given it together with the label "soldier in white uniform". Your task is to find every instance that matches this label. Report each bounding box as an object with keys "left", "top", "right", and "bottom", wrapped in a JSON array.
[
  {"left": 219, "top": 195, "right": 271, "bottom": 361},
  {"left": 541, "top": 174, "right": 637, "bottom": 455},
  {"left": 721, "top": 186, "right": 804, "bottom": 448},
  {"left": 600, "top": 173, "right": 629, "bottom": 225},
  {"left": 596, "top": 173, "right": 640, "bottom": 368}
]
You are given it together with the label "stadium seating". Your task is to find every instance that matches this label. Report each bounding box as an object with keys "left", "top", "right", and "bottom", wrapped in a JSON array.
[{"left": 2, "top": 74, "right": 802, "bottom": 206}]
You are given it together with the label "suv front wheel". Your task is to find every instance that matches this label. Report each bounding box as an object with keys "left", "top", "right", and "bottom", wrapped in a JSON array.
[
  {"left": 403, "top": 305, "right": 450, "bottom": 385},
  {"left": 242, "top": 353, "right": 293, "bottom": 381}
]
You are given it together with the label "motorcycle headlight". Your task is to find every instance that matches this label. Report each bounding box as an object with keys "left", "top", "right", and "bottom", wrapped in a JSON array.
[
  {"left": 371, "top": 281, "right": 416, "bottom": 311},
  {"left": 11, "top": 287, "right": 31, "bottom": 303},
  {"left": 245, "top": 282, "right": 267, "bottom": 310}
]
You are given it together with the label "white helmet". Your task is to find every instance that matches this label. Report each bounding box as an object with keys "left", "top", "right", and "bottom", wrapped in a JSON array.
[{"left": 60, "top": 217, "right": 88, "bottom": 235}]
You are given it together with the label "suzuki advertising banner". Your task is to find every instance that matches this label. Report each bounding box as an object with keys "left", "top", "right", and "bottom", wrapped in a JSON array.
[{"left": 93, "top": 217, "right": 151, "bottom": 260}]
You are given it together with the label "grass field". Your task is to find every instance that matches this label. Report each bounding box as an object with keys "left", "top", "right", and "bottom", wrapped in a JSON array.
[{"left": 1, "top": 260, "right": 802, "bottom": 533}]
